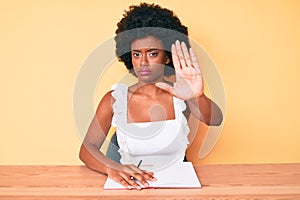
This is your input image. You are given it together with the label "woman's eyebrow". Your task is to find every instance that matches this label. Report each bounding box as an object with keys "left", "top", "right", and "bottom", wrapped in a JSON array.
[{"left": 132, "top": 48, "right": 160, "bottom": 52}]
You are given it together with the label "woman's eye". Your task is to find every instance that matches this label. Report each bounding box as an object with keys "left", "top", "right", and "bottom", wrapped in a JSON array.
[
  {"left": 132, "top": 52, "right": 140, "bottom": 57},
  {"left": 149, "top": 52, "right": 158, "bottom": 57}
]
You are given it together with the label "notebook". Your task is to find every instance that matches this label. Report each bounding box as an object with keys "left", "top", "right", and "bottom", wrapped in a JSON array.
[{"left": 103, "top": 162, "right": 201, "bottom": 189}]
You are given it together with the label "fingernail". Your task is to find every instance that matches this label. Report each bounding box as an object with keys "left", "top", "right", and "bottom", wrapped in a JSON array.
[
  {"left": 127, "top": 185, "right": 133, "bottom": 189},
  {"left": 152, "top": 177, "right": 157, "bottom": 181},
  {"left": 136, "top": 186, "right": 141, "bottom": 190},
  {"left": 145, "top": 182, "right": 150, "bottom": 187}
]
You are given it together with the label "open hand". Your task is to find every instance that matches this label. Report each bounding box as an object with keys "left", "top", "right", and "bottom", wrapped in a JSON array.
[{"left": 156, "top": 40, "right": 204, "bottom": 100}]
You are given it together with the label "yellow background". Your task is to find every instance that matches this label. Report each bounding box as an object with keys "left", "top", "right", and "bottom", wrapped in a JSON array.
[{"left": 1, "top": 0, "right": 299, "bottom": 165}]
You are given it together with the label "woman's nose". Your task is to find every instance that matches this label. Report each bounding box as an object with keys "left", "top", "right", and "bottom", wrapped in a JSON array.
[{"left": 140, "top": 54, "right": 149, "bottom": 66}]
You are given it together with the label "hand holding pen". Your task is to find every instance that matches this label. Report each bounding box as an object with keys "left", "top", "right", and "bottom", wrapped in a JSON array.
[
  {"left": 106, "top": 160, "right": 157, "bottom": 190},
  {"left": 130, "top": 160, "right": 143, "bottom": 180}
]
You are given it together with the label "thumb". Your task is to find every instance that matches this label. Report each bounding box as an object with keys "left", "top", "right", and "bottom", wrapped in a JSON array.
[{"left": 155, "top": 82, "right": 175, "bottom": 96}]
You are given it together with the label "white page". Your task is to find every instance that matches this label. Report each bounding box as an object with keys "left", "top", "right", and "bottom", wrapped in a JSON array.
[{"left": 103, "top": 162, "right": 201, "bottom": 190}]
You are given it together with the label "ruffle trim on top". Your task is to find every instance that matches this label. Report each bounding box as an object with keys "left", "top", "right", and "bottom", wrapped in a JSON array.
[
  {"left": 117, "top": 132, "right": 134, "bottom": 164},
  {"left": 173, "top": 96, "right": 187, "bottom": 118},
  {"left": 111, "top": 84, "right": 134, "bottom": 164},
  {"left": 111, "top": 84, "right": 128, "bottom": 127},
  {"left": 173, "top": 97, "right": 190, "bottom": 142}
]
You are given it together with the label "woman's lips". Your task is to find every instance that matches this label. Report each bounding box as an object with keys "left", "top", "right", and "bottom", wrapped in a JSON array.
[{"left": 139, "top": 70, "right": 151, "bottom": 75}]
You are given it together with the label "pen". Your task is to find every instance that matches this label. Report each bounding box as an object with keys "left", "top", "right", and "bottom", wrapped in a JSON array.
[
  {"left": 137, "top": 160, "right": 142, "bottom": 168},
  {"left": 130, "top": 160, "right": 143, "bottom": 181}
]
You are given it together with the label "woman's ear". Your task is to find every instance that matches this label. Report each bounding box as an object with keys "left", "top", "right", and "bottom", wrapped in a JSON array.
[{"left": 165, "top": 57, "right": 170, "bottom": 64}]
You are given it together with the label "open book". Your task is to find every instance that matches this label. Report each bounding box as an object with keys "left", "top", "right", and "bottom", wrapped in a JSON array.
[{"left": 103, "top": 162, "right": 201, "bottom": 189}]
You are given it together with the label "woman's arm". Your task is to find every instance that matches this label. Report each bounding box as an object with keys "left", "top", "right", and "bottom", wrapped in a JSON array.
[
  {"left": 156, "top": 40, "right": 223, "bottom": 125},
  {"left": 186, "top": 94, "right": 223, "bottom": 126},
  {"left": 79, "top": 91, "right": 155, "bottom": 189},
  {"left": 79, "top": 91, "right": 115, "bottom": 173}
]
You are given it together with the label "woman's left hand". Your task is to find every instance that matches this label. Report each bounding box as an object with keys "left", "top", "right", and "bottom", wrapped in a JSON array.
[{"left": 155, "top": 40, "right": 204, "bottom": 100}]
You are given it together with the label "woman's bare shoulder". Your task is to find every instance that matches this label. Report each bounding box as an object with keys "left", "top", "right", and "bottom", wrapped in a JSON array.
[{"left": 96, "top": 90, "right": 115, "bottom": 112}]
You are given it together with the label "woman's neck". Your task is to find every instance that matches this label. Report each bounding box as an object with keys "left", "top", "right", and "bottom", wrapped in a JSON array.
[
  {"left": 129, "top": 79, "right": 173, "bottom": 96},
  {"left": 130, "top": 83, "right": 159, "bottom": 96}
]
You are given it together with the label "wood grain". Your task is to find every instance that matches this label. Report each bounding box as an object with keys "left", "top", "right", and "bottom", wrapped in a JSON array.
[{"left": 0, "top": 164, "right": 299, "bottom": 200}]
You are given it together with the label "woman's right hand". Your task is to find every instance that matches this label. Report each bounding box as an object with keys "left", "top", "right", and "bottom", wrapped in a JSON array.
[{"left": 106, "top": 164, "right": 157, "bottom": 190}]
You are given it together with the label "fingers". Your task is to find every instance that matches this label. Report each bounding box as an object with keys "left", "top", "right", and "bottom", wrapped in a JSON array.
[
  {"left": 189, "top": 47, "right": 201, "bottom": 74},
  {"left": 109, "top": 165, "right": 156, "bottom": 190},
  {"left": 129, "top": 173, "right": 150, "bottom": 189},
  {"left": 175, "top": 40, "right": 187, "bottom": 69},
  {"left": 172, "top": 40, "right": 200, "bottom": 74},
  {"left": 171, "top": 44, "right": 181, "bottom": 72},
  {"left": 142, "top": 170, "right": 157, "bottom": 182},
  {"left": 119, "top": 173, "right": 142, "bottom": 190},
  {"left": 181, "top": 42, "right": 192, "bottom": 68},
  {"left": 127, "top": 164, "right": 157, "bottom": 186}
]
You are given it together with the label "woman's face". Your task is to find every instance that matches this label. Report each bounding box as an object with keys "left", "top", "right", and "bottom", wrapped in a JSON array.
[{"left": 131, "top": 35, "right": 170, "bottom": 83}]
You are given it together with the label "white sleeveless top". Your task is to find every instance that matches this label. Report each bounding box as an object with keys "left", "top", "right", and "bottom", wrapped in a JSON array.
[{"left": 111, "top": 84, "right": 190, "bottom": 171}]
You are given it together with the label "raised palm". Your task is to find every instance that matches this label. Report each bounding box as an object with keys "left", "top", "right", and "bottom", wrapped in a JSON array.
[{"left": 156, "top": 40, "right": 204, "bottom": 100}]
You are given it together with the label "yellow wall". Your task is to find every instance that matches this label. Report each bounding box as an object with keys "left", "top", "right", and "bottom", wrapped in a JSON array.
[{"left": 1, "top": 0, "right": 299, "bottom": 165}]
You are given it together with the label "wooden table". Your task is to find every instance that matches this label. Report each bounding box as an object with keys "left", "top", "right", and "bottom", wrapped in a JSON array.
[{"left": 0, "top": 164, "right": 299, "bottom": 199}]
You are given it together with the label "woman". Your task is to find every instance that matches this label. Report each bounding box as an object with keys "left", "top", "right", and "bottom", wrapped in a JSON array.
[{"left": 79, "top": 3, "right": 223, "bottom": 190}]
